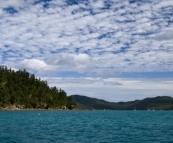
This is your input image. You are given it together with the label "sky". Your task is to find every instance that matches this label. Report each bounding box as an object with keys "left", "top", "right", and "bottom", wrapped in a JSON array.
[{"left": 0, "top": 0, "right": 173, "bottom": 102}]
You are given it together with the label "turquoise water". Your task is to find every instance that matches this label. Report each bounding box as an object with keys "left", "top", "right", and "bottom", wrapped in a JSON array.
[{"left": 0, "top": 110, "right": 173, "bottom": 143}]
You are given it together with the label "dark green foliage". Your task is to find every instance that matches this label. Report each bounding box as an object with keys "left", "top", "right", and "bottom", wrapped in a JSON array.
[
  {"left": 71, "top": 95, "right": 173, "bottom": 110},
  {"left": 0, "top": 66, "right": 76, "bottom": 109},
  {"left": 134, "top": 96, "right": 173, "bottom": 110},
  {"left": 71, "top": 95, "right": 119, "bottom": 110}
]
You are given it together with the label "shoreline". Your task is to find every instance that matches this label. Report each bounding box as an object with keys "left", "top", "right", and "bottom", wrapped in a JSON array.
[
  {"left": 0, "top": 104, "right": 77, "bottom": 111},
  {"left": 0, "top": 108, "right": 77, "bottom": 111},
  {"left": 0, "top": 106, "right": 77, "bottom": 111}
]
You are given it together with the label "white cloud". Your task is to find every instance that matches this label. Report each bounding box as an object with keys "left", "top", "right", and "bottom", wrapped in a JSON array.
[
  {"left": 0, "top": 0, "right": 25, "bottom": 8},
  {"left": 0, "top": 0, "right": 36, "bottom": 8},
  {"left": 46, "top": 54, "right": 95, "bottom": 72},
  {"left": 89, "top": 0, "right": 105, "bottom": 9},
  {"left": 155, "top": 31, "right": 173, "bottom": 41},
  {"left": 43, "top": 77, "right": 173, "bottom": 102},
  {"left": 154, "top": 1, "right": 173, "bottom": 9},
  {"left": 19, "top": 58, "right": 55, "bottom": 71}
]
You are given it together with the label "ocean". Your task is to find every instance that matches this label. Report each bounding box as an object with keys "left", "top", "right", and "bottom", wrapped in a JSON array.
[{"left": 0, "top": 110, "right": 173, "bottom": 143}]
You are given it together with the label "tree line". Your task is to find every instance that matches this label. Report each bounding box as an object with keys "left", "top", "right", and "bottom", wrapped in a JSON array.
[{"left": 0, "top": 66, "right": 76, "bottom": 109}]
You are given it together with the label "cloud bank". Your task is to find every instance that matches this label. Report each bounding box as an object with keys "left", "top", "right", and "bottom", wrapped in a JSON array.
[{"left": 44, "top": 77, "right": 173, "bottom": 102}]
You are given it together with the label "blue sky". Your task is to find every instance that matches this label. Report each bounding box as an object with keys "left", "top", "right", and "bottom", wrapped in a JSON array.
[{"left": 0, "top": 0, "right": 173, "bottom": 101}]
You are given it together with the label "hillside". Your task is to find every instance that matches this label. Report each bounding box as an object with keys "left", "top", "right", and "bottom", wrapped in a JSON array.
[
  {"left": 71, "top": 95, "right": 173, "bottom": 110},
  {"left": 0, "top": 66, "right": 76, "bottom": 109}
]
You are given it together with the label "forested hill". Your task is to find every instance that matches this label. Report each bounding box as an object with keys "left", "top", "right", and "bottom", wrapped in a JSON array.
[
  {"left": 71, "top": 95, "right": 173, "bottom": 110},
  {"left": 0, "top": 66, "right": 76, "bottom": 109}
]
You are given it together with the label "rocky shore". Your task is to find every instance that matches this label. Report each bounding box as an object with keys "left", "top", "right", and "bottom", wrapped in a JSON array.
[{"left": 0, "top": 104, "right": 76, "bottom": 111}]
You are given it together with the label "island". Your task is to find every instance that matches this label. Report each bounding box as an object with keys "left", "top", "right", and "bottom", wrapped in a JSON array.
[{"left": 0, "top": 66, "right": 76, "bottom": 110}]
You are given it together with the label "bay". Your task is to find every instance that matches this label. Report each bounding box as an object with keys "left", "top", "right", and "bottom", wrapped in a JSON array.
[{"left": 0, "top": 110, "right": 173, "bottom": 143}]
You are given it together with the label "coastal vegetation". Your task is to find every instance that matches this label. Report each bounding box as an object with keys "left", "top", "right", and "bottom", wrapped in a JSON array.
[
  {"left": 71, "top": 95, "right": 173, "bottom": 110},
  {"left": 0, "top": 66, "right": 76, "bottom": 110}
]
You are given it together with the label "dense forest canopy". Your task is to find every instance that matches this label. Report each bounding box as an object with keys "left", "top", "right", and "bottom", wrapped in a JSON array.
[
  {"left": 0, "top": 66, "right": 76, "bottom": 109},
  {"left": 71, "top": 95, "right": 173, "bottom": 110}
]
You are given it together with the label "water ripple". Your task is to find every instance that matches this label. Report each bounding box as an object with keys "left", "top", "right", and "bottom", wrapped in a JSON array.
[{"left": 0, "top": 111, "right": 173, "bottom": 143}]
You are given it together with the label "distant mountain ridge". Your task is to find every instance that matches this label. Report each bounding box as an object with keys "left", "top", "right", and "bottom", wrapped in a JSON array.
[{"left": 71, "top": 95, "right": 173, "bottom": 110}]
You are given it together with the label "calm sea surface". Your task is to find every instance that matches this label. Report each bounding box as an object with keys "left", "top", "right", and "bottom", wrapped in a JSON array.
[{"left": 0, "top": 110, "right": 173, "bottom": 143}]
